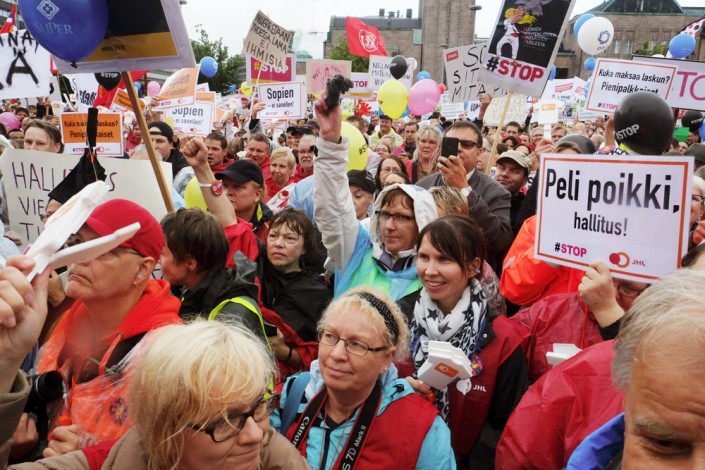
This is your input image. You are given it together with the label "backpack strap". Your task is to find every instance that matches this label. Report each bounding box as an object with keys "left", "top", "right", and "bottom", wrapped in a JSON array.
[{"left": 281, "top": 371, "right": 310, "bottom": 434}]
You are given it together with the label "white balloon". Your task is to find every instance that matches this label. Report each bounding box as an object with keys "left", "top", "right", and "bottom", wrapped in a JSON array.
[
  {"left": 652, "top": 54, "right": 665, "bottom": 58},
  {"left": 407, "top": 57, "right": 418, "bottom": 72},
  {"left": 577, "top": 17, "right": 614, "bottom": 56}
]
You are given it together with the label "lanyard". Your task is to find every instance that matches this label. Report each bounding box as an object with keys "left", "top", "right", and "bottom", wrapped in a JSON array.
[{"left": 290, "top": 383, "right": 382, "bottom": 470}]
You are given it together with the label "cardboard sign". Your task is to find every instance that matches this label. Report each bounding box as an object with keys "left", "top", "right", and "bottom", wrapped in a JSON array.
[
  {"left": 633, "top": 55, "right": 705, "bottom": 111},
  {"left": 536, "top": 99, "right": 559, "bottom": 124},
  {"left": 480, "top": 0, "right": 578, "bottom": 97},
  {"left": 155, "top": 67, "right": 199, "bottom": 108},
  {"left": 110, "top": 88, "right": 146, "bottom": 114},
  {"left": 0, "top": 30, "right": 51, "bottom": 99},
  {"left": 349, "top": 72, "right": 373, "bottom": 99},
  {"left": 586, "top": 59, "right": 678, "bottom": 113},
  {"left": 306, "top": 59, "right": 352, "bottom": 95},
  {"left": 162, "top": 95, "right": 215, "bottom": 137},
  {"left": 242, "top": 11, "right": 293, "bottom": 71},
  {"left": 0, "top": 149, "right": 173, "bottom": 248},
  {"left": 535, "top": 154, "right": 692, "bottom": 282},
  {"left": 257, "top": 81, "right": 305, "bottom": 120},
  {"left": 60, "top": 112, "right": 124, "bottom": 156},
  {"left": 246, "top": 53, "right": 296, "bottom": 85},
  {"left": 440, "top": 93, "right": 466, "bottom": 119},
  {"left": 55, "top": 0, "right": 194, "bottom": 73},
  {"left": 368, "top": 55, "right": 413, "bottom": 90},
  {"left": 483, "top": 94, "right": 528, "bottom": 126},
  {"left": 443, "top": 44, "right": 508, "bottom": 103}
]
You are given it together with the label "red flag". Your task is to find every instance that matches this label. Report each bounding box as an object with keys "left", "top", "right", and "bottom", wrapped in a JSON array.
[
  {"left": 0, "top": 4, "right": 17, "bottom": 35},
  {"left": 346, "top": 17, "right": 387, "bottom": 57}
]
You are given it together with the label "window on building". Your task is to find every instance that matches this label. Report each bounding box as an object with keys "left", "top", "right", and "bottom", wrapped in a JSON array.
[
  {"left": 613, "top": 38, "right": 622, "bottom": 54},
  {"left": 413, "top": 29, "right": 422, "bottom": 44},
  {"left": 625, "top": 32, "right": 634, "bottom": 55}
]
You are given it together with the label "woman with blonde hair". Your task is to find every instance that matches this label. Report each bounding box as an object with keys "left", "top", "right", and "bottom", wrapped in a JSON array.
[
  {"left": 408, "top": 126, "right": 441, "bottom": 183},
  {"left": 272, "top": 288, "right": 455, "bottom": 469}
]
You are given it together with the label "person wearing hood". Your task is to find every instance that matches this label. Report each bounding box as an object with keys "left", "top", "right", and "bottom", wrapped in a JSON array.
[{"left": 313, "top": 92, "right": 437, "bottom": 301}]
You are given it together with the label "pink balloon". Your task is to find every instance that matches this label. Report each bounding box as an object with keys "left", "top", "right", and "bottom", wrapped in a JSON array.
[
  {"left": 408, "top": 79, "right": 441, "bottom": 116},
  {"left": 0, "top": 112, "right": 20, "bottom": 131},
  {"left": 147, "top": 81, "right": 161, "bottom": 97}
]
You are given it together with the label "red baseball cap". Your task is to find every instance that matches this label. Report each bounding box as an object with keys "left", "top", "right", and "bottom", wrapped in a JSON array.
[{"left": 85, "top": 199, "right": 164, "bottom": 261}]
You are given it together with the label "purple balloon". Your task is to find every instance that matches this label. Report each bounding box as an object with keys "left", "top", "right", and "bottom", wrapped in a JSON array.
[
  {"left": 408, "top": 79, "right": 441, "bottom": 116},
  {"left": 0, "top": 112, "right": 20, "bottom": 131}
]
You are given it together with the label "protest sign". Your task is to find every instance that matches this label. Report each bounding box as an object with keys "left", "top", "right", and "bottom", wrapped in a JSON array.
[
  {"left": 0, "top": 149, "right": 173, "bottom": 248},
  {"left": 69, "top": 73, "right": 100, "bottom": 112},
  {"left": 155, "top": 67, "right": 199, "bottom": 108},
  {"left": 480, "top": 0, "right": 577, "bottom": 97},
  {"left": 465, "top": 101, "right": 481, "bottom": 121},
  {"left": 586, "top": 59, "right": 677, "bottom": 113},
  {"left": 535, "top": 154, "right": 692, "bottom": 282},
  {"left": 368, "top": 55, "right": 413, "bottom": 90},
  {"left": 246, "top": 53, "right": 296, "bottom": 85},
  {"left": 0, "top": 30, "right": 51, "bottom": 100},
  {"left": 162, "top": 95, "right": 215, "bottom": 137},
  {"left": 55, "top": 0, "right": 194, "bottom": 74},
  {"left": 443, "top": 44, "right": 507, "bottom": 103},
  {"left": 634, "top": 55, "right": 705, "bottom": 111},
  {"left": 349, "top": 72, "right": 373, "bottom": 99},
  {"left": 60, "top": 112, "right": 124, "bottom": 156},
  {"left": 306, "top": 59, "right": 352, "bottom": 95},
  {"left": 243, "top": 11, "right": 293, "bottom": 71},
  {"left": 483, "top": 94, "right": 527, "bottom": 126},
  {"left": 110, "top": 88, "right": 146, "bottom": 114},
  {"left": 440, "top": 93, "right": 466, "bottom": 119},
  {"left": 536, "top": 99, "right": 559, "bottom": 124},
  {"left": 195, "top": 83, "right": 210, "bottom": 92},
  {"left": 257, "top": 82, "right": 305, "bottom": 120}
]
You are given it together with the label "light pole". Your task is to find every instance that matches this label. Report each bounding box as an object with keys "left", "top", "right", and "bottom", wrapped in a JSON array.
[{"left": 469, "top": 5, "right": 482, "bottom": 44}]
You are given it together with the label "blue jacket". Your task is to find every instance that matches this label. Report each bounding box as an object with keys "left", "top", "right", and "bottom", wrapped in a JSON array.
[{"left": 567, "top": 413, "right": 625, "bottom": 470}]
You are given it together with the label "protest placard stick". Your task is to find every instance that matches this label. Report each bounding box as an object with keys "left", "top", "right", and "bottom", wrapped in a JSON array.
[
  {"left": 248, "top": 65, "right": 264, "bottom": 117},
  {"left": 486, "top": 91, "right": 513, "bottom": 175},
  {"left": 122, "top": 71, "right": 175, "bottom": 213}
]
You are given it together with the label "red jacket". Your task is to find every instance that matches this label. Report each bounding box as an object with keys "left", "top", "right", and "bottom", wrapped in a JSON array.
[
  {"left": 496, "top": 341, "right": 623, "bottom": 470},
  {"left": 501, "top": 215, "right": 583, "bottom": 306},
  {"left": 511, "top": 292, "right": 604, "bottom": 382},
  {"left": 260, "top": 306, "right": 318, "bottom": 384},
  {"left": 223, "top": 219, "right": 260, "bottom": 267}
]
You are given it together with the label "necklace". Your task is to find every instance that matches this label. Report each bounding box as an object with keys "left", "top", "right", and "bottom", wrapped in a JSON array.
[{"left": 318, "top": 406, "right": 354, "bottom": 470}]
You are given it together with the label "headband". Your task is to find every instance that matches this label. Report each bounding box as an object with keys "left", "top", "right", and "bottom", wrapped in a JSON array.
[{"left": 355, "top": 292, "right": 399, "bottom": 344}]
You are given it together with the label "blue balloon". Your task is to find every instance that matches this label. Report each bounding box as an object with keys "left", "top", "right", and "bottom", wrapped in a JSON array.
[
  {"left": 200, "top": 56, "right": 218, "bottom": 78},
  {"left": 134, "top": 81, "right": 141, "bottom": 91},
  {"left": 584, "top": 57, "right": 596, "bottom": 72},
  {"left": 417, "top": 71, "right": 431, "bottom": 81},
  {"left": 19, "top": 0, "right": 108, "bottom": 63},
  {"left": 669, "top": 34, "right": 696, "bottom": 59},
  {"left": 573, "top": 13, "right": 595, "bottom": 36},
  {"left": 548, "top": 65, "right": 557, "bottom": 80},
  {"left": 700, "top": 123, "right": 705, "bottom": 141}
]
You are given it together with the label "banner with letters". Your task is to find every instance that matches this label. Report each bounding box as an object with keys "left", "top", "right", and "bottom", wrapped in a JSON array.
[
  {"left": 306, "top": 59, "right": 352, "bottom": 95},
  {"left": 633, "top": 55, "right": 705, "bottom": 111},
  {"left": 586, "top": 59, "right": 677, "bottom": 113},
  {"left": 246, "top": 53, "right": 296, "bottom": 85},
  {"left": 443, "top": 44, "right": 507, "bottom": 103},
  {"left": 535, "top": 153, "right": 692, "bottom": 282},
  {"left": 60, "top": 112, "right": 124, "bottom": 156},
  {"left": 162, "top": 92, "right": 215, "bottom": 136},
  {"left": 368, "top": 55, "right": 413, "bottom": 90},
  {"left": 155, "top": 67, "right": 199, "bottom": 108},
  {"left": 257, "top": 81, "right": 305, "bottom": 120},
  {"left": 0, "top": 149, "right": 173, "bottom": 249},
  {"left": 480, "top": 0, "right": 577, "bottom": 97},
  {"left": 0, "top": 30, "right": 51, "bottom": 100}
]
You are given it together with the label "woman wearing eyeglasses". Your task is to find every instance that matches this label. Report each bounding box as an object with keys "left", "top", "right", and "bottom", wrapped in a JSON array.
[
  {"left": 9, "top": 321, "right": 311, "bottom": 469},
  {"left": 271, "top": 288, "right": 455, "bottom": 470}
]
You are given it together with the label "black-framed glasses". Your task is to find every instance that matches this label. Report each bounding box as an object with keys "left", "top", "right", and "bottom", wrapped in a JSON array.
[
  {"left": 192, "top": 393, "right": 278, "bottom": 443},
  {"left": 376, "top": 210, "right": 414, "bottom": 224},
  {"left": 318, "top": 329, "right": 387, "bottom": 357}
]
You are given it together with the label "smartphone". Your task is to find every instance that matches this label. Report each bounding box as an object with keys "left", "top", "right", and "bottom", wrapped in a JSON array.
[
  {"left": 263, "top": 322, "right": 278, "bottom": 337},
  {"left": 441, "top": 136, "right": 459, "bottom": 159}
]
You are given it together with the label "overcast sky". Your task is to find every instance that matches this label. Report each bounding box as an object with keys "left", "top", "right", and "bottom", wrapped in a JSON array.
[{"left": 181, "top": 0, "right": 703, "bottom": 58}]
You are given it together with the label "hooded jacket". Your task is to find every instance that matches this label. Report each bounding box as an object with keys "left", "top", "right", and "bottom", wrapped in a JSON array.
[{"left": 313, "top": 136, "right": 437, "bottom": 300}]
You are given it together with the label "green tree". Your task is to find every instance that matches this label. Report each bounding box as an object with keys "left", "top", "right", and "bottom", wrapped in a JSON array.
[
  {"left": 634, "top": 41, "right": 669, "bottom": 57},
  {"left": 329, "top": 38, "right": 369, "bottom": 72},
  {"left": 191, "top": 26, "right": 245, "bottom": 93}
]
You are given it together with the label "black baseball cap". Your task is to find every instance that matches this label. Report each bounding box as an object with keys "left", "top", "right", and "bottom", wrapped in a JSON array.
[
  {"left": 148, "top": 121, "right": 174, "bottom": 142},
  {"left": 215, "top": 159, "right": 264, "bottom": 187},
  {"left": 378, "top": 114, "right": 392, "bottom": 122},
  {"left": 286, "top": 126, "right": 313, "bottom": 136},
  {"left": 347, "top": 170, "right": 375, "bottom": 195}
]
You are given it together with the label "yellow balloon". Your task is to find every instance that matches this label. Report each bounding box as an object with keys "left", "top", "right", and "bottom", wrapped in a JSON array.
[
  {"left": 341, "top": 122, "right": 368, "bottom": 171},
  {"left": 184, "top": 177, "right": 208, "bottom": 211},
  {"left": 378, "top": 80, "right": 408, "bottom": 119},
  {"left": 240, "top": 81, "right": 253, "bottom": 97}
]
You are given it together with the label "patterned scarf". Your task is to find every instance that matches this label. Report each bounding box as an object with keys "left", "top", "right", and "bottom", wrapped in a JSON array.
[{"left": 411, "top": 279, "right": 487, "bottom": 419}]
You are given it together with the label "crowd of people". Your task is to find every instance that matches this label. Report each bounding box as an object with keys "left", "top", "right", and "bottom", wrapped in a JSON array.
[{"left": 0, "top": 78, "right": 704, "bottom": 470}]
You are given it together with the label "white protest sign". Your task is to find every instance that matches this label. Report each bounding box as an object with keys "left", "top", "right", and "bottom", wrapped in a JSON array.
[
  {"left": 0, "top": 149, "right": 173, "bottom": 248},
  {"left": 483, "top": 94, "right": 527, "bottom": 126},
  {"left": 349, "top": 72, "right": 373, "bottom": 99},
  {"left": 536, "top": 99, "right": 559, "bottom": 124},
  {"left": 634, "top": 55, "right": 705, "bottom": 111},
  {"left": 162, "top": 99, "right": 215, "bottom": 137},
  {"left": 465, "top": 101, "right": 481, "bottom": 121},
  {"left": 441, "top": 93, "right": 466, "bottom": 119},
  {"left": 586, "top": 59, "right": 678, "bottom": 113},
  {"left": 368, "top": 55, "right": 413, "bottom": 90},
  {"left": 243, "top": 11, "right": 293, "bottom": 71},
  {"left": 257, "top": 81, "right": 305, "bottom": 120},
  {"left": 480, "top": 0, "right": 578, "bottom": 97},
  {"left": 535, "top": 154, "right": 692, "bottom": 282},
  {"left": 69, "top": 73, "right": 101, "bottom": 112},
  {"left": 443, "top": 44, "right": 507, "bottom": 103},
  {"left": 0, "top": 30, "right": 51, "bottom": 100}
]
